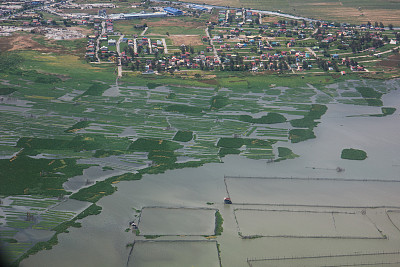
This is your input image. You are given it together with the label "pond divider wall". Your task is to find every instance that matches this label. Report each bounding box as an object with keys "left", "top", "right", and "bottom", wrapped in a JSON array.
[{"left": 246, "top": 251, "right": 400, "bottom": 266}]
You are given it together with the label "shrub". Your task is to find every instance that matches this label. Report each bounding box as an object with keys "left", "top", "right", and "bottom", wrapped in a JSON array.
[
  {"left": 289, "top": 129, "right": 316, "bottom": 143},
  {"left": 211, "top": 95, "right": 229, "bottom": 109},
  {"left": 173, "top": 131, "right": 193, "bottom": 142},
  {"left": 341, "top": 148, "right": 367, "bottom": 160}
]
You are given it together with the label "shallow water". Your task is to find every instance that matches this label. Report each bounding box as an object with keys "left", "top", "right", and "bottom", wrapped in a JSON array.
[
  {"left": 20, "top": 84, "right": 400, "bottom": 267},
  {"left": 138, "top": 207, "right": 216, "bottom": 236}
]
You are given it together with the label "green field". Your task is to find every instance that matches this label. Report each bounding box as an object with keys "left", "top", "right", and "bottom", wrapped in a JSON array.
[{"left": 191, "top": 0, "right": 400, "bottom": 25}]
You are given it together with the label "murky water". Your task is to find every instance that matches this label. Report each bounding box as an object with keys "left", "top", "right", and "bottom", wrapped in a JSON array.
[
  {"left": 20, "top": 85, "right": 400, "bottom": 267},
  {"left": 138, "top": 207, "right": 216, "bottom": 236}
]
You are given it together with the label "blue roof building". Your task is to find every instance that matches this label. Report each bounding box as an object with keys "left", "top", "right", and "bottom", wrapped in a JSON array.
[{"left": 163, "top": 7, "right": 183, "bottom": 16}]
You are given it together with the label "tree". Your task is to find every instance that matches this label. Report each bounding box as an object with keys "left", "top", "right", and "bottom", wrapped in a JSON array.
[{"left": 389, "top": 24, "right": 394, "bottom": 30}]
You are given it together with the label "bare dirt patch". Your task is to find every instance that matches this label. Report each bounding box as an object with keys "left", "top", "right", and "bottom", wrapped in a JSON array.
[
  {"left": 0, "top": 34, "right": 59, "bottom": 52},
  {"left": 170, "top": 35, "right": 203, "bottom": 46},
  {"left": 0, "top": 33, "right": 83, "bottom": 54},
  {"left": 69, "top": 26, "right": 93, "bottom": 36},
  {"left": 376, "top": 54, "right": 400, "bottom": 69},
  {"left": 199, "top": 79, "right": 218, "bottom": 85},
  {"left": 143, "top": 18, "right": 203, "bottom": 28}
]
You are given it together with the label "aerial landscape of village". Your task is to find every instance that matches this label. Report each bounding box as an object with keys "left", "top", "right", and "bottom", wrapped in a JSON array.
[{"left": 1, "top": 0, "right": 400, "bottom": 266}]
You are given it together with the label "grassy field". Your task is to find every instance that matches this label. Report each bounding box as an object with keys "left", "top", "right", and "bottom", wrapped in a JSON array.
[{"left": 184, "top": 0, "right": 400, "bottom": 25}]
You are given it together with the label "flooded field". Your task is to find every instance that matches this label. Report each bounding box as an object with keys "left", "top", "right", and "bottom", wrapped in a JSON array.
[
  {"left": 3, "top": 73, "right": 400, "bottom": 266},
  {"left": 249, "top": 252, "right": 400, "bottom": 267},
  {"left": 235, "top": 209, "right": 383, "bottom": 238},
  {"left": 138, "top": 207, "right": 216, "bottom": 236},
  {"left": 225, "top": 177, "right": 400, "bottom": 207},
  {"left": 128, "top": 241, "right": 221, "bottom": 267}
]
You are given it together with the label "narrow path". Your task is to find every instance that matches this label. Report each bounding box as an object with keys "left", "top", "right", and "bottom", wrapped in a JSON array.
[
  {"left": 148, "top": 38, "right": 152, "bottom": 54},
  {"left": 162, "top": 38, "right": 168, "bottom": 54},
  {"left": 116, "top": 34, "right": 124, "bottom": 78},
  {"left": 306, "top": 47, "right": 318, "bottom": 59},
  {"left": 134, "top": 38, "right": 138, "bottom": 54},
  {"left": 96, "top": 21, "right": 106, "bottom": 63},
  {"left": 205, "top": 27, "right": 220, "bottom": 62},
  {"left": 140, "top": 27, "right": 148, "bottom": 36}
]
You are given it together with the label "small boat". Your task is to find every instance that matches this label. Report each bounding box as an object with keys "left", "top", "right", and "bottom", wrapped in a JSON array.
[{"left": 224, "top": 197, "right": 232, "bottom": 204}]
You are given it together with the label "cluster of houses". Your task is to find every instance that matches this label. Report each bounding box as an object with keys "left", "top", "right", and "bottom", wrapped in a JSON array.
[{"left": 0, "top": 0, "right": 46, "bottom": 17}]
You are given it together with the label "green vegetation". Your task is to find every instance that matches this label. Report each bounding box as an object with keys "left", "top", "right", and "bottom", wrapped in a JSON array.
[
  {"left": 93, "top": 149, "right": 124, "bottom": 158},
  {"left": 34, "top": 74, "right": 61, "bottom": 84},
  {"left": 70, "top": 178, "right": 117, "bottom": 203},
  {"left": 239, "top": 113, "right": 287, "bottom": 124},
  {"left": 217, "top": 137, "right": 274, "bottom": 149},
  {"left": 173, "top": 131, "right": 193, "bottom": 142},
  {"left": 356, "top": 87, "right": 383, "bottom": 99},
  {"left": 356, "top": 87, "right": 383, "bottom": 106},
  {"left": 219, "top": 147, "right": 241, "bottom": 157},
  {"left": 277, "top": 147, "right": 299, "bottom": 160},
  {"left": 0, "top": 156, "right": 88, "bottom": 196},
  {"left": 215, "top": 211, "right": 224, "bottom": 236},
  {"left": 148, "top": 150, "right": 177, "bottom": 164},
  {"left": 65, "top": 121, "right": 91, "bottom": 133},
  {"left": 0, "top": 87, "right": 17, "bottom": 95},
  {"left": 147, "top": 82, "right": 160, "bottom": 89},
  {"left": 129, "top": 138, "right": 182, "bottom": 152},
  {"left": 17, "top": 135, "right": 130, "bottom": 152},
  {"left": 0, "top": 52, "right": 24, "bottom": 73},
  {"left": 77, "top": 83, "right": 110, "bottom": 99},
  {"left": 290, "top": 104, "right": 328, "bottom": 128},
  {"left": 341, "top": 148, "right": 367, "bottom": 160},
  {"left": 381, "top": 107, "right": 396, "bottom": 116},
  {"left": 211, "top": 95, "right": 229, "bottom": 109},
  {"left": 165, "top": 104, "right": 204, "bottom": 114},
  {"left": 217, "top": 138, "right": 244, "bottom": 148},
  {"left": 289, "top": 129, "right": 316, "bottom": 143},
  {"left": 371, "top": 107, "right": 397, "bottom": 117}
]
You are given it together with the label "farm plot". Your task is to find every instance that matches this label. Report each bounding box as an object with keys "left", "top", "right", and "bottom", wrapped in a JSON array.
[
  {"left": 235, "top": 209, "right": 383, "bottom": 239},
  {"left": 33, "top": 210, "right": 76, "bottom": 230},
  {"left": 138, "top": 207, "right": 216, "bottom": 236},
  {"left": 128, "top": 241, "right": 221, "bottom": 267},
  {"left": 248, "top": 252, "right": 400, "bottom": 267},
  {"left": 225, "top": 177, "right": 400, "bottom": 207}
]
